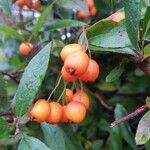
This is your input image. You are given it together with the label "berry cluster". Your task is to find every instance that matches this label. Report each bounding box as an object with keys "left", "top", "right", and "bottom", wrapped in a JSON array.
[
  {"left": 29, "top": 89, "right": 89, "bottom": 124},
  {"left": 61, "top": 43, "right": 99, "bottom": 83},
  {"left": 19, "top": 42, "right": 33, "bottom": 56},
  {"left": 16, "top": 0, "right": 41, "bottom": 10},
  {"left": 77, "top": 0, "right": 97, "bottom": 20}
]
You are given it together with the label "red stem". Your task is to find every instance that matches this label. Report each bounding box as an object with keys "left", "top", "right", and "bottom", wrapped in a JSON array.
[{"left": 111, "top": 104, "right": 148, "bottom": 127}]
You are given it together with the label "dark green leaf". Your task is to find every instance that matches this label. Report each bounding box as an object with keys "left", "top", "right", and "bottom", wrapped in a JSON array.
[
  {"left": 123, "top": 0, "right": 141, "bottom": 50},
  {"left": 15, "top": 43, "right": 51, "bottom": 116},
  {"left": 135, "top": 110, "right": 150, "bottom": 145},
  {"left": 106, "top": 62, "right": 124, "bottom": 82},
  {"left": 89, "top": 23, "right": 131, "bottom": 48},
  {"left": 0, "top": 117, "right": 12, "bottom": 140},
  {"left": 114, "top": 104, "right": 137, "bottom": 149},
  {"left": 143, "top": 7, "right": 150, "bottom": 37},
  {"left": 18, "top": 135, "right": 50, "bottom": 150},
  {"left": 145, "top": 140, "right": 150, "bottom": 150},
  {"left": 0, "top": 75, "right": 8, "bottom": 111},
  {"left": 0, "top": 0, "right": 11, "bottom": 16},
  {"left": 45, "top": 19, "right": 86, "bottom": 31},
  {"left": 41, "top": 123, "right": 66, "bottom": 150},
  {"left": 32, "top": 4, "right": 53, "bottom": 37},
  {"left": 0, "top": 25, "right": 24, "bottom": 41},
  {"left": 91, "top": 140, "right": 103, "bottom": 150}
]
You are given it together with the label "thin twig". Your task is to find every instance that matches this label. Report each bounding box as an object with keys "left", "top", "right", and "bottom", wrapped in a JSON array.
[{"left": 111, "top": 104, "right": 148, "bottom": 127}]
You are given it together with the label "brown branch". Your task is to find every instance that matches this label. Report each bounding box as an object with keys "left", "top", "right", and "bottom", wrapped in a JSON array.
[{"left": 111, "top": 104, "right": 148, "bottom": 127}]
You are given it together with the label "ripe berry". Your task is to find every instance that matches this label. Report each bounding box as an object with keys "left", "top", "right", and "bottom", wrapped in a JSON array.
[
  {"left": 16, "top": 0, "right": 26, "bottom": 7},
  {"left": 65, "top": 101, "right": 86, "bottom": 123},
  {"left": 80, "top": 59, "right": 99, "bottom": 82},
  {"left": 77, "top": 11, "right": 89, "bottom": 20},
  {"left": 64, "top": 51, "right": 89, "bottom": 77},
  {"left": 65, "top": 89, "right": 73, "bottom": 104},
  {"left": 109, "top": 12, "right": 125, "bottom": 22},
  {"left": 61, "top": 106, "right": 69, "bottom": 123},
  {"left": 29, "top": 99, "right": 50, "bottom": 123},
  {"left": 90, "top": 6, "right": 97, "bottom": 16},
  {"left": 19, "top": 42, "right": 33, "bottom": 56},
  {"left": 48, "top": 102, "right": 63, "bottom": 124},
  {"left": 60, "top": 44, "right": 83, "bottom": 61},
  {"left": 86, "top": 0, "right": 94, "bottom": 9},
  {"left": 72, "top": 90, "right": 90, "bottom": 110},
  {"left": 61, "top": 66, "right": 77, "bottom": 82},
  {"left": 31, "top": 0, "right": 41, "bottom": 9}
]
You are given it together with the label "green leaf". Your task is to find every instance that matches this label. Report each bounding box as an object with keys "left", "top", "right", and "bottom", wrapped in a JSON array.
[
  {"left": 15, "top": 43, "right": 51, "bottom": 116},
  {"left": 91, "top": 140, "right": 103, "bottom": 150},
  {"left": 32, "top": 4, "right": 53, "bottom": 38},
  {"left": 106, "top": 61, "right": 125, "bottom": 82},
  {"left": 146, "top": 97, "right": 150, "bottom": 108},
  {"left": 123, "top": 0, "right": 141, "bottom": 50},
  {"left": 45, "top": 19, "right": 86, "bottom": 31},
  {"left": 0, "top": 0, "right": 11, "bottom": 17},
  {"left": 145, "top": 140, "right": 150, "bottom": 150},
  {"left": 0, "top": 75, "right": 8, "bottom": 111},
  {"left": 0, "top": 25, "right": 24, "bottom": 41},
  {"left": 89, "top": 23, "right": 131, "bottom": 48},
  {"left": 135, "top": 110, "right": 150, "bottom": 145},
  {"left": 41, "top": 123, "right": 66, "bottom": 150},
  {"left": 18, "top": 135, "right": 50, "bottom": 150},
  {"left": 0, "top": 117, "right": 12, "bottom": 140},
  {"left": 144, "top": 7, "right": 150, "bottom": 36},
  {"left": 114, "top": 104, "right": 137, "bottom": 150},
  {"left": 89, "top": 45, "right": 136, "bottom": 55},
  {"left": 144, "top": 44, "right": 150, "bottom": 57}
]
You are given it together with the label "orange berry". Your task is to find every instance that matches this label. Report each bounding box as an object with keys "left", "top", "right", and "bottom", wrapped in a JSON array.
[
  {"left": 86, "top": 0, "right": 94, "bottom": 9},
  {"left": 72, "top": 90, "right": 90, "bottom": 110},
  {"left": 61, "top": 66, "right": 77, "bottom": 82},
  {"left": 77, "top": 11, "right": 89, "bottom": 20},
  {"left": 90, "top": 6, "right": 97, "bottom": 16},
  {"left": 16, "top": 0, "right": 26, "bottom": 7},
  {"left": 80, "top": 59, "right": 99, "bottom": 82},
  {"left": 31, "top": 0, "right": 41, "bottom": 9},
  {"left": 19, "top": 42, "right": 33, "bottom": 56},
  {"left": 64, "top": 51, "right": 89, "bottom": 77},
  {"left": 65, "top": 89, "right": 73, "bottom": 104},
  {"left": 60, "top": 44, "right": 83, "bottom": 61},
  {"left": 108, "top": 12, "right": 125, "bottom": 22},
  {"left": 65, "top": 101, "right": 86, "bottom": 123},
  {"left": 29, "top": 99, "right": 50, "bottom": 123},
  {"left": 25, "top": 0, "right": 32, "bottom": 8},
  {"left": 48, "top": 102, "right": 63, "bottom": 124},
  {"left": 61, "top": 106, "right": 69, "bottom": 123}
]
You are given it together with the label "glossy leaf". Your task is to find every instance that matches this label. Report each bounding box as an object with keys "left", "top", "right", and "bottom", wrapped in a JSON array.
[
  {"left": 15, "top": 43, "right": 51, "bottom": 116},
  {"left": 0, "top": 0, "right": 11, "bottom": 16},
  {"left": 0, "top": 25, "right": 24, "bottom": 41},
  {"left": 18, "top": 135, "right": 50, "bottom": 150},
  {"left": 45, "top": 19, "right": 86, "bottom": 31},
  {"left": 123, "top": 0, "right": 141, "bottom": 50},
  {"left": 135, "top": 110, "right": 150, "bottom": 145},
  {"left": 106, "top": 61, "right": 125, "bottom": 82}
]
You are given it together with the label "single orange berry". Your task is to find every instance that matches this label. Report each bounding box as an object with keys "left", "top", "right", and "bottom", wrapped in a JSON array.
[
  {"left": 61, "top": 66, "right": 77, "bottom": 82},
  {"left": 60, "top": 44, "right": 83, "bottom": 61},
  {"left": 108, "top": 12, "right": 125, "bottom": 22},
  {"left": 90, "top": 6, "right": 97, "bottom": 16},
  {"left": 86, "top": 0, "right": 94, "bottom": 9},
  {"left": 72, "top": 90, "right": 90, "bottom": 110},
  {"left": 19, "top": 42, "right": 33, "bottom": 56},
  {"left": 16, "top": 0, "right": 26, "bottom": 7},
  {"left": 29, "top": 99, "right": 50, "bottom": 123},
  {"left": 65, "top": 89, "right": 73, "bottom": 104},
  {"left": 48, "top": 102, "right": 63, "bottom": 124},
  {"left": 65, "top": 101, "right": 86, "bottom": 123},
  {"left": 77, "top": 11, "right": 89, "bottom": 20},
  {"left": 64, "top": 51, "right": 89, "bottom": 77},
  {"left": 31, "top": 0, "right": 41, "bottom": 9},
  {"left": 61, "top": 106, "right": 69, "bottom": 123},
  {"left": 80, "top": 59, "right": 99, "bottom": 82}
]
